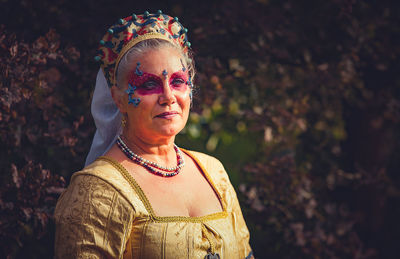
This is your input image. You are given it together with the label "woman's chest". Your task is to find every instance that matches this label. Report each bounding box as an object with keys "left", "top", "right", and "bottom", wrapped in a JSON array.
[
  {"left": 123, "top": 216, "right": 241, "bottom": 259},
  {"left": 135, "top": 171, "right": 223, "bottom": 217}
]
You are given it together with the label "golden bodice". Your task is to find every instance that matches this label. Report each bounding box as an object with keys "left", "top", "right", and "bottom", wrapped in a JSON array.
[{"left": 54, "top": 150, "right": 253, "bottom": 258}]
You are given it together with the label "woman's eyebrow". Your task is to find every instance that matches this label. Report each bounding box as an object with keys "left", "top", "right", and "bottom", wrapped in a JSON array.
[
  {"left": 128, "top": 71, "right": 163, "bottom": 84},
  {"left": 169, "top": 71, "right": 188, "bottom": 79},
  {"left": 129, "top": 70, "right": 188, "bottom": 83}
]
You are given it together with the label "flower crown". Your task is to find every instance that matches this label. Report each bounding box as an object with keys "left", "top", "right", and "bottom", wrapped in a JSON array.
[{"left": 94, "top": 10, "right": 191, "bottom": 87}]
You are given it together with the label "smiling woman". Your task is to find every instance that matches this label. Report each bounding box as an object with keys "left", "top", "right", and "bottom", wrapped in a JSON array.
[
  {"left": 54, "top": 11, "right": 253, "bottom": 259},
  {"left": 112, "top": 45, "right": 191, "bottom": 142}
]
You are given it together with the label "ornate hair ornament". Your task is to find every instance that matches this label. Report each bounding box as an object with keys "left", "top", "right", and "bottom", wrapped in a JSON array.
[{"left": 94, "top": 10, "right": 191, "bottom": 88}]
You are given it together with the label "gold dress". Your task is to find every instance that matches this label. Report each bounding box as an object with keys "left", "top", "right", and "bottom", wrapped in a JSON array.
[{"left": 54, "top": 149, "right": 253, "bottom": 259}]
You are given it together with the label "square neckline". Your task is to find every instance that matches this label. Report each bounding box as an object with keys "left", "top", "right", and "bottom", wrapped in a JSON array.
[{"left": 98, "top": 149, "right": 228, "bottom": 222}]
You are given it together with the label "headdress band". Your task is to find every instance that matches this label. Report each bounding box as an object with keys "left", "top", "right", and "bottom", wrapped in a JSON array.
[{"left": 94, "top": 11, "right": 191, "bottom": 88}]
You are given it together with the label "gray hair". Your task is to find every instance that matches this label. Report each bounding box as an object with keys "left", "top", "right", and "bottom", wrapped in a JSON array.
[{"left": 116, "top": 39, "right": 195, "bottom": 90}]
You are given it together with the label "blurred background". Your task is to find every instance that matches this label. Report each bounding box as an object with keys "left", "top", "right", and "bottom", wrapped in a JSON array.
[{"left": 0, "top": 0, "right": 399, "bottom": 258}]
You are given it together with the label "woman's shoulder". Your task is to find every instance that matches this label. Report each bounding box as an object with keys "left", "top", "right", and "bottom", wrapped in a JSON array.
[
  {"left": 55, "top": 171, "right": 133, "bottom": 218},
  {"left": 54, "top": 159, "right": 135, "bottom": 258},
  {"left": 76, "top": 156, "right": 125, "bottom": 179},
  {"left": 56, "top": 158, "right": 143, "bottom": 215},
  {"left": 181, "top": 149, "right": 225, "bottom": 169},
  {"left": 181, "top": 148, "right": 232, "bottom": 185},
  {"left": 73, "top": 159, "right": 131, "bottom": 195}
]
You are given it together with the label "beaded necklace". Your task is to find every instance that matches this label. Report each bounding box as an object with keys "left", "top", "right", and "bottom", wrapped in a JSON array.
[{"left": 116, "top": 136, "right": 185, "bottom": 177}]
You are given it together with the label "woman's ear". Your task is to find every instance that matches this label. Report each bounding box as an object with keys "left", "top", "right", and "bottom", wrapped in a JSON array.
[{"left": 111, "top": 85, "right": 128, "bottom": 113}]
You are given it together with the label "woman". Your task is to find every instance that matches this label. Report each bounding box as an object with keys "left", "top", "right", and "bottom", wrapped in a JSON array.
[{"left": 55, "top": 11, "right": 253, "bottom": 259}]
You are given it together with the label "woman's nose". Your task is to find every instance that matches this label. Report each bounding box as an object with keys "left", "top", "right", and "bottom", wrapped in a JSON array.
[{"left": 158, "top": 83, "right": 176, "bottom": 105}]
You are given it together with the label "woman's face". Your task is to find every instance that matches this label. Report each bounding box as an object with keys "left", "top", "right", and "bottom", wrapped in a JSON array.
[{"left": 116, "top": 46, "right": 191, "bottom": 144}]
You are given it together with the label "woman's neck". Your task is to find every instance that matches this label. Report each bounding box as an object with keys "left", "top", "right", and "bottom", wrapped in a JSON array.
[{"left": 121, "top": 131, "right": 177, "bottom": 165}]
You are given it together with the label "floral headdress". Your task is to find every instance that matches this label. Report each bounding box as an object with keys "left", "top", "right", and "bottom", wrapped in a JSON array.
[{"left": 94, "top": 10, "right": 191, "bottom": 88}]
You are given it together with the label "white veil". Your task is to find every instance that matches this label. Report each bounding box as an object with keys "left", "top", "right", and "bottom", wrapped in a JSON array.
[{"left": 84, "top": 69, "right": 122, "bottom": 166}]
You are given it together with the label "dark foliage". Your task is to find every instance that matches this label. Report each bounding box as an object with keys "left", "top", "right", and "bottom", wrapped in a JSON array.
[
  {"left": 0, "top": 0, "right": 399, "bottom": 258},
  {"left": 0, "top": 28, "right": 84, "bottom": 258}
]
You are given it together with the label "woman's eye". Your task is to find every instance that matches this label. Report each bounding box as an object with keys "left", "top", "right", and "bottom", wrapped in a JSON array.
[
  {"left": 141, "top": 80, "right": 160, "bottom": 89},
  {"left": 171, "top": 78, "right": 185, "bottom": 85}
]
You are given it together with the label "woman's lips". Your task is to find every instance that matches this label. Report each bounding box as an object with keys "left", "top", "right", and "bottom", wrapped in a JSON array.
[{"left": 155, "top": 111, "right": 179, "bottom": 119}]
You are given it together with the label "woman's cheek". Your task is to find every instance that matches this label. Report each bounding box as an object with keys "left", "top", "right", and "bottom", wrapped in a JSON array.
[{"left": 178, "top": 87, "right": 191, "bottom": 100}]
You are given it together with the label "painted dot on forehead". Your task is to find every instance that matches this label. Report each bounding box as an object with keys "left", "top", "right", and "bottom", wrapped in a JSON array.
[
  {"left": 135, "top": 62, "right": 143, "bottom": 76},
  {"left": 180, "top": 59, "right": 186, "bottom": 72},
  {"left": 162, "top": 69, "right": 168, "bottom": 79}
]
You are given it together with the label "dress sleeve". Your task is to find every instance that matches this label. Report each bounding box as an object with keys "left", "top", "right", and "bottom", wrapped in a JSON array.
[
  {"left": 54, "top": 174, "right": 134, "bottom": 259},
  {"left": 207, "top": 154, "right": 254, "bottom": 259},
  {"left": 228, "top": 181, "right": 254, "bottom": 259},
  {"left": 229, "top": 185, "right": 254, "bottom": 259},
  {"left": 207, "top": 154, "right": 254, "bottom": 258}
]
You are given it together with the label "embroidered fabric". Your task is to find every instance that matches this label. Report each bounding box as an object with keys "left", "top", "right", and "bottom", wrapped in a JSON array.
[
  {"left": 55, "top": 150, "right": 253, "bottom": 258},
  {"left": 85, "top": 69, "right": 122, "bottom": 166}
]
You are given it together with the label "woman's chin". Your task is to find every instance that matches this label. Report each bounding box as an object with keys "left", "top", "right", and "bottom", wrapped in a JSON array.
[
  {"left": 154, "top": 124, "right": 184, "bottom": 138},
  {"left": 153, "top": 118, "right": 186, "bottom": 136}
]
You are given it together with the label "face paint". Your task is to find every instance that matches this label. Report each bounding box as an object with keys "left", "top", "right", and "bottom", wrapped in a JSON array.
[
  {"left": 180, "top": 58, "right": 186, "bottom": 72},
  {"left": 125, "top": 83, "right": 141, "bottom": 107},
  {"left": 135, "top": 62, "right": 143, "bottom": 76},
  {"left": 187, "top": 75, "right": 193, "bottom": 103},
  {"left": 130, "top": 72, "right": 163, "bottom": 95},
  {"left": 128, "top": 70, "right": 189, "bottom": 95},
  {"left": 162, "top": 69, "right": 168, "bottom": 79},
  {"left": 125, "top": 83, "right": 136, "bottom": 95},
  {"left": 128, "top": 96, "right": 141, "bottom": 106},
  {"left": 170, "top": 71, "right": 189, "bottom": 90},
  {"left": 186, "top": 75, "right": 193, "bottom": 88}
]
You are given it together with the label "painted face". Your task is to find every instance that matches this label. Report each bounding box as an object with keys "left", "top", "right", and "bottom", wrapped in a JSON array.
[
  {"left": 121, "top": 47, "right": 191, "bottom": 143},
  {"left": 128, "top": 69, "right": 189, "bottom": 96}
]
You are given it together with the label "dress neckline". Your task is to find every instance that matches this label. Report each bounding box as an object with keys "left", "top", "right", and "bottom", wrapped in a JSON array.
[{"left": 98, "top": 149, "right": 228, "bottom": 223}]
